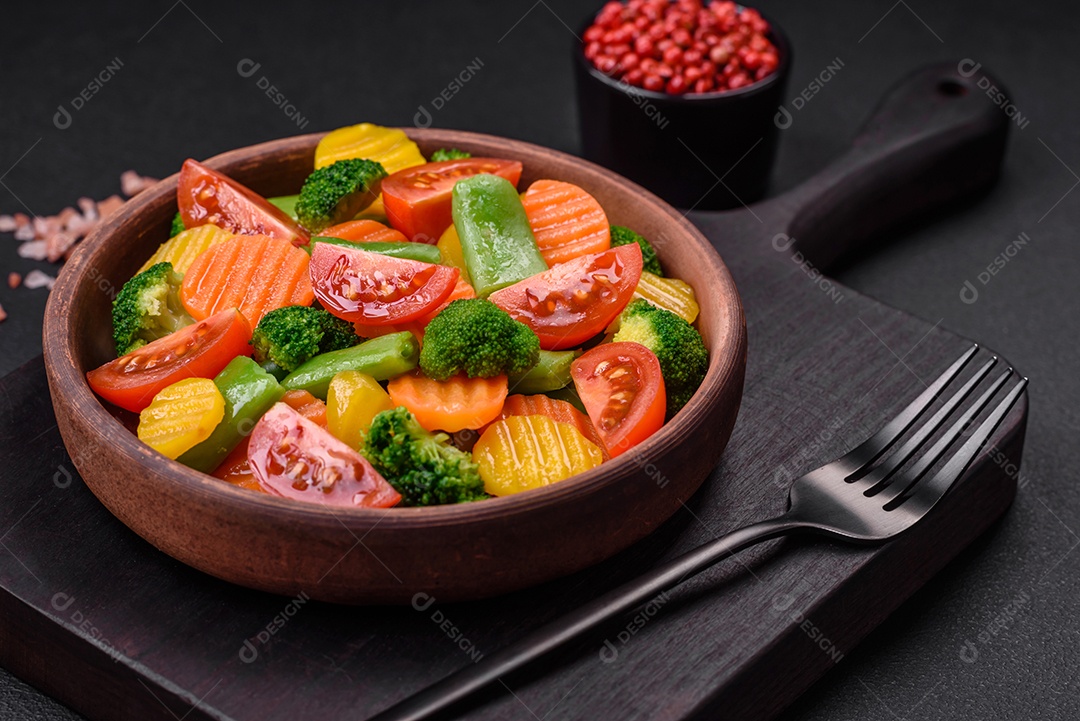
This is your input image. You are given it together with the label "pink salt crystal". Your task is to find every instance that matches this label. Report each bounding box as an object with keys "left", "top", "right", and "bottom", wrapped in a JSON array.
[
  {"left": 16, "top": 240, "right": 47, "bottom": 260},
  {"left": 23, "top": 269, "right": 56, "bottom": 290}
]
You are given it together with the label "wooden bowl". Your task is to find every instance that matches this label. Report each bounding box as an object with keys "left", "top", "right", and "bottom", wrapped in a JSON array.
[{"left": 42, "top": 129, "right": 747, "bottom": 604}]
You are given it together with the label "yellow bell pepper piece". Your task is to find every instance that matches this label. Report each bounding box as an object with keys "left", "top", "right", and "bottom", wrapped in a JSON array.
[
  {"left": 137, "top": 377, "right": 225, "bottom": 459},
  {"left": 326, "top": 370, "right": 395, "bottom": 448},
  {"left": 314, "top": 123, "right": 426, "bottom": 175},
  {"left": 138, "top": 224, "right": 232, "bottom": 275},
  {"left": 437, "top": 225, "right": 471, "bottom": 285},
  {"left": 473, "top": 415, "right": 603, "bottom": 496},
  {"left": 633, "top": 272, "right": 700, "bottom": 324}
]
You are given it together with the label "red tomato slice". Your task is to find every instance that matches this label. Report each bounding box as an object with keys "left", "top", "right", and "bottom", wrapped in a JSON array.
[
  {"left": 248, "top": 402, "right": 401, "bottom": 508},
  {"left": 178, "top": 159, "right": 309, "bottom": 246},
  {"left": 309, "top": 242, "right": 459, "bottom": 324},
  {"left": 488, "top": 243, "right": 642, "bottom": 350},
  {"left": 211, "top": 389, "right": 329, "bottom": 492},
  {"left": 87, "top": 308, "right": 252, "bottom": 413},
  {"left": 571, "top": 342, "right": 665, "bottom": 458},
  {"left": 382, "top": 158, "right": 523, "bottom": 243}
]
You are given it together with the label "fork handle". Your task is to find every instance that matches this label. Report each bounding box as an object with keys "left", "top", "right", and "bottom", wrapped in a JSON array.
[{"left": 369, "top": 516, "right": 803, "bottom": 721}]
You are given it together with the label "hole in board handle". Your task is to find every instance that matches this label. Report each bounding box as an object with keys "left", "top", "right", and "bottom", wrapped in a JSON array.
[{"left": 937, "top": 79, "right": 968, "bottom": 97}]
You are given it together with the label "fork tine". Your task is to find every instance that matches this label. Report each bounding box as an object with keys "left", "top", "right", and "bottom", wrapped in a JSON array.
[
  {"left": 846, "top": 345, "right": 978, "bottom": 475},
  {"left": 889, "top": 378, "right": 1028, "bottom": 513},
  {"left": 877, "top": 369, "right": 1016, "bottom": 507},
  {"left": 854, "top": 356, "right": 998, "bottom": 490}
]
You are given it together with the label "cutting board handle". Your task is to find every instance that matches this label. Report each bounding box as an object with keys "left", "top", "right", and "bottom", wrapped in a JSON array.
[{"left": 775, "top": 62, "right": 1011, "bottom": 271}]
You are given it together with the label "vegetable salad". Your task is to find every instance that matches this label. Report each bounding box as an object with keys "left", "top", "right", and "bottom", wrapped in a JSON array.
[{"left": 86, "top": 122, "right": 709, "bottom": 508}]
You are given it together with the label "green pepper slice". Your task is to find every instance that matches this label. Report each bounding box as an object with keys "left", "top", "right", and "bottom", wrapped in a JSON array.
[
  {"left": 282, "top": 331, "right": 419, "bottom": 400},
  {"left": 177, "top": 356, "right": 284, "bottom": 473},
  {"left": 451, "top": 174, "right": 547, "bottom": 296}
]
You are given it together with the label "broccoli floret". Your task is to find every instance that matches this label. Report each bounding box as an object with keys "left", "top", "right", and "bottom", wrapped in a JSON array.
[
  {"left": 169, "top": 212, "right": 186, "bottom": 237},
  {"left": 111, "top": 262, "right": 194, "bottom": 356},
  {"left": 419, "top": 298, "right": 540, "bottom": 381},
  {"left": 295, "top": 159, "right": 387, "bottom": 234},
  {"left": 613, "top": 299, "right": 707, "bottom": 418},
  {"left": 610, "top": 225, "right": 663, "bottom": 276},
  {"left": 363, "top": 407, "right": 488, "bottom": 506},
  {"left": 430, "top": 148, "right": 471, "bottom": 162},
  {"left": 250, "top": 305, "right": 361, "bottom": 373}
]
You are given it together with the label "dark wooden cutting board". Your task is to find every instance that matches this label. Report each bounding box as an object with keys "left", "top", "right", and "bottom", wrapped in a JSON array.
[{"left": 0, "top": 63, "right": 1027, "bottom": 721}]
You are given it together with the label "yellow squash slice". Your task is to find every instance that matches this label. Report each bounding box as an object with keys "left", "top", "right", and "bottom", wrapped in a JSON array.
[
  {"left": 137, "top": 377, "right": 225, "bottom": 459},
  {"left": 473, "top": 414, "right": 603, "bottom": 496},
  {"left": 633, "top": 271, "right": 700, "bottom": 324},
  {"left": 138, "top": 224, "right": 232, "bottom": 275},
  {"left": 327, "top": 370, "right": 395, "bottom": 448}
]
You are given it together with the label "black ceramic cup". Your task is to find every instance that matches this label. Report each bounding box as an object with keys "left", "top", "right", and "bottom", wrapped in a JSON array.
[{"left": 574, "top": 9, "right": 791, "bottom": 211}]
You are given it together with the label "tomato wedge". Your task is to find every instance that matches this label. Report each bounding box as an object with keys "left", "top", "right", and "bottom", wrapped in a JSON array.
[
  {"left": 178, "top": 159, "right": 308, "bottom": 246},
  {"left": 309, "top": 242, "right": 459, "bottom": 325},
  {"left": 211, "top": 389, "right": 328, "bottom": 493},
  {"left": 248, "top": 402, "right": 400, "bottom": 508},
  {"left": 87, "top": 308, "right": 252, "bottom": 413},
  {"left": 571, "top": 342, "right": 665, "bottom": 458},
  {"left": 488, "top": 243, "right": 642, "bottom": 350},
  {"left": 382, "top": 158, "right": 523, "bottom": 243}
]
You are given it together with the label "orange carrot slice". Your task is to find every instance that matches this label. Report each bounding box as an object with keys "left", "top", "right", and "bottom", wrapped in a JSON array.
[
  {"left": 521, "top": 180, "right": 610, "bottom": 266},
  {"left": 282, "top": 389, "right": 328, "bottom": 427},
  {"left": 321, "top": 219, "right": 409, "bottom": 243},
  {"left": 180, "top": 234, "right": 313, "bottom": 326},
  {"left": 494, "top": 393, "right": 606, "bottom": 454},
  {"left": 387, "top": 371, "right": 507, "bottom": 432}
]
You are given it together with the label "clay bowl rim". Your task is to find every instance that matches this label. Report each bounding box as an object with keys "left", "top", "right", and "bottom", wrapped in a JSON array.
[{"left": 43, "top": 128, "right": 746, "bottom": 530}]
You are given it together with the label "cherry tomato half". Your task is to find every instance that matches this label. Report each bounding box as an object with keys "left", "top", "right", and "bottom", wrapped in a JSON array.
[
  {"left": 178, "top": 159, "right": 309, "bottom": 246},
  {"left": 87, "top": 308, "right": 253, "bottom": 413},
  {"left": 309, "top": 242, "right": 459, "bottom": 324},
  {"left": 571, "top": 341, "right": 666, "bottom": 458},
  {"left": 382, "top": 158, "right": 523, "bottom": 243},
  {"left": 488, "top": 243, "right": 642, "bottom": 350},
  {"left": 247, "top": 402, "right": 401, "bottom": 508}
]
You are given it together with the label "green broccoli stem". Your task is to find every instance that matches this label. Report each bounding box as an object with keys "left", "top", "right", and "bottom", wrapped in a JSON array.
[
  {"left": 177, "top": 357, "right": 285, "bottom": 473},
  {"left": 508, "top": 350, "right": 580, "bottom": 393},
  {"left": 282, "top": 331, "right": 419, "bottom": 400},
  {"left": 305, "top": 237, "right": 441, "bottom": 264},
  {"left": 260, "top": 360, "right": 289, "bottom": 382},
  {"left": 430, "top": 148, "right": 471, "bottom": 162},
  {"left": 169, "top": 212, "right": 186, "bottom": 238}
]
